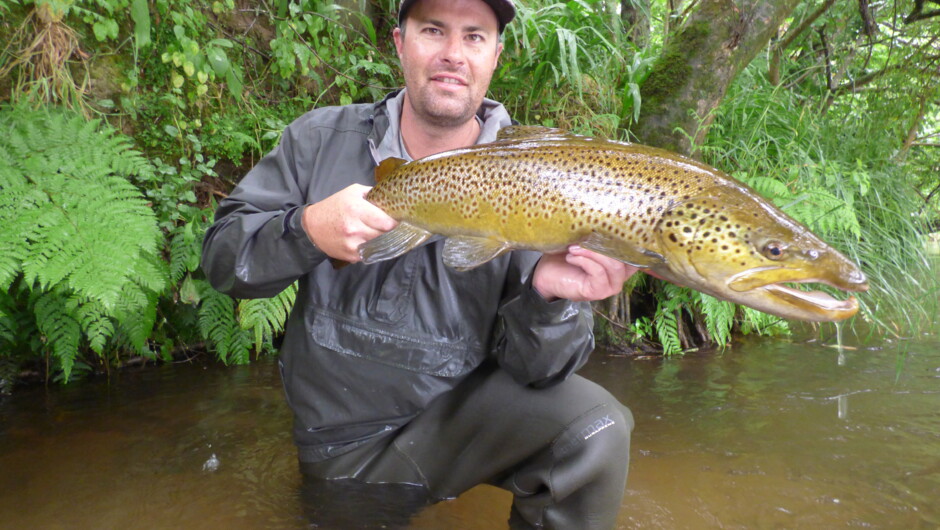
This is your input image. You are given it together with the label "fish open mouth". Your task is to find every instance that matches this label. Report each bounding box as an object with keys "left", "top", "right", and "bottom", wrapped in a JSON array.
[
  {"left": 764, "top": 282, "right": 859, "bottom": 314},
  {"left": 726, "top": 268, "right": 867, "bottom": 320}
]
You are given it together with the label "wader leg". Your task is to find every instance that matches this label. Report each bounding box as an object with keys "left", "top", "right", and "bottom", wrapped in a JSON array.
[{"left": 299, "top": 362, "right": 632, "bottom": 529}]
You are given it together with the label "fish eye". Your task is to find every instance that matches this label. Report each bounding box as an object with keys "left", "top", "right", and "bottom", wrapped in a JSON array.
[
  {"left": 762, "top": 241, "right": 787, "bottom": 260},
  {"left": 807, "top": 249, "right": 820, "bottom": 260}
]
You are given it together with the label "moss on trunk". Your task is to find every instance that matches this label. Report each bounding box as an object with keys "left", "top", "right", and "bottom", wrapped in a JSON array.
[{"left": 633, "top": 0, "right": 800, "bottom": 156}]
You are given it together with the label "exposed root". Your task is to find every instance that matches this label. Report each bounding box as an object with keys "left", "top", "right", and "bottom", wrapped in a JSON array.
[{"left": 0, "top": 2, "right": 89, "bottom": 109}]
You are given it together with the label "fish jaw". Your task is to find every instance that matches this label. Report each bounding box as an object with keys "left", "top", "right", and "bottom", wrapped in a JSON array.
[
  {"left": 652, "top": 259, "right": 866, "bottom": 322},
  {"left": 719, "top": 256, "right": 868, "bottom": 321}
]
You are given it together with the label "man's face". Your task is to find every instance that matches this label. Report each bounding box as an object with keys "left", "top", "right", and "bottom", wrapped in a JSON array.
[{"left": 394, "top": 0, "right": 503, "bottom": 128}]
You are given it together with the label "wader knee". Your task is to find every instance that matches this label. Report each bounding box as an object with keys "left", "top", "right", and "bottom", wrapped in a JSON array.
[{"left": 507, "top": 401, "right": 633, "bottom": 530}]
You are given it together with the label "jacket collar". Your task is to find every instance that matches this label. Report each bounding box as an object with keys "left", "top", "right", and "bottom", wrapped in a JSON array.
[{"left": 368, "top": 89, "right": 513, "bottom": 164}]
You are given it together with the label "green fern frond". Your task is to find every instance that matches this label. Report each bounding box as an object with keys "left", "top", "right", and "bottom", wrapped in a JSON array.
[
  {"left": 0, "top": 296, "right": 16, "bottom": 346},
  {"left": 33, "top": 289, "right": 82, "bottom": 381},
  {"left": 654, "top": 307, "right": 682, "bottom": 356},
  {"left": 786, "top": 189, "right": 862, "bottom": 239},
  {"left": 197, "top": 286, "right": 252, "bottom": 364},
  {"left": 0, "top": 106, "right": 172, "bottom": 378},
  {"left": 654, "top": 284, "right": 687, "bottom": 356},
  {"left": 697, "top": 293, "right": 735, "bottom": 348},
  {"left": 168, "top": 220, "right": 204, "bottom": 283},
  {"left": 0, "top": 106, "right": 168, "bottom": 309},
  {"left": 65, "top": 294, "right": 114, "bottom": 355},
  {"left": 742, "top": 175, "right": 792, "bottom": 200},
  {"left": 739, "top": 307, "right": 790, "bottom": 336},
  {"left": 237, "top": 282, "right": 297, "bottom": 354},
  {"left": 112, "top": 283, "right": 158, "bottom": 355},
  {"left": 0, "top": 285, "right": 40, "bottom": 357},
  {"left": 131, "top": 250, "right": 172, "bottom": 296}
]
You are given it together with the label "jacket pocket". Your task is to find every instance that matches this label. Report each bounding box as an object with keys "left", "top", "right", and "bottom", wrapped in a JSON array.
[{"left": 309, "top": 306, "right": 479, "bottom": 378}]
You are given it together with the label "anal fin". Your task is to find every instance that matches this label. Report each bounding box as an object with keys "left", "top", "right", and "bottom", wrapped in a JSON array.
[{"left": 359, "top": 222, "right": 433, "bottom": 264}]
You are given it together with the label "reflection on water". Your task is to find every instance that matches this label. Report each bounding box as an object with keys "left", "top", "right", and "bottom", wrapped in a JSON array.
[{"left": 1, "top": 334, "right": 938, "bottom": 528}]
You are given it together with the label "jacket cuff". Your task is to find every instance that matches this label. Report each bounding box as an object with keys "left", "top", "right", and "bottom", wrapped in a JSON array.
[{"left": 283, "top": 205, "right": 326, "bottom": 260}]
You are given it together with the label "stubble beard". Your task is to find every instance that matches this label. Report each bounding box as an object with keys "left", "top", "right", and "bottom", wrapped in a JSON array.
[{"left": 407, "top": 86, "right": 479, "bottom": 129}]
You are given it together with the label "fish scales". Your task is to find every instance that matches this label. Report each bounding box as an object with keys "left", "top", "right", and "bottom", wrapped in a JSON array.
[
  {"left": 368, "top": 142, "right": 708, "bottom": 252},
  {"left": 362, "top": 126, "right": 868, "bottom": 322}
]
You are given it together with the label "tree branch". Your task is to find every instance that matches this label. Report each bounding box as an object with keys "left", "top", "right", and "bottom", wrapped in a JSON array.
[
  {"left": 858, "top": 0, "right": 877, "bottom": 37},
  {"left": 769, "top": 0, "right": 838, "bottom": 84},
  {"left": 905, "top": 0, "right": 940, "bottom": 23}
]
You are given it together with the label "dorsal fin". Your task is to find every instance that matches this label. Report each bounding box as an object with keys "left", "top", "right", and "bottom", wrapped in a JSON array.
[
  {"left": 375, "top": 157, "right": 407, "bottom": 182},
  {"left": 496, "top": 125, "right": 567, "bottom": 142}
]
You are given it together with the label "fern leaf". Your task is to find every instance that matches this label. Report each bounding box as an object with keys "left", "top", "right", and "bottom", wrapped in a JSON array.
[
  {"left": 0, "top": 106, "right": 168, "bottom": 309},
  {"left": 789, "top": 189, "right": 862, "bottom": 239},
  {"left": 112, "top": 282, "right": 158, "bottom": 355},
  {"left": 168, "top": 220, "right": 203, "bottom": 283},
  {"left": 0, "top": 295, "right": 16, "bottom": 346},
  {"left": 741, "top": 175, "right": 792, "bottom": 201},
  {"left": 740, "top": 307, "right": 790, "bottom": 336},
  {"left": 654, "top": 307, "right": 682, "bottom": 356},
  {"left": 33, "top": 289, "right": 82, "bottom": 381},
  {"left": 197, "top": 287, "right": 252, "bottom": 364},
  {"left": 697, "top": 293, "right": 735, "bottom": 347},
  {"left": 237, "top": 282, "right": 297, "bottom": 354},
  {"left": 66, "top": 294, "right": 114, "bottom": 355}
]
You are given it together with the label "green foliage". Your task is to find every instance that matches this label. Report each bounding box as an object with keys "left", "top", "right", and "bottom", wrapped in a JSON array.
[
  {"left": 158, "top": 10, "right": 244, "bottom": 99},
  {"left": 238, "top": 283, "right": 297, "bottom": 356},
  {"left": 165, "top": 203, "right": 295, "bottom": 366},
  {"left": 0, "top": 106, "right": 168, "bottom": 380},
  {"left": 196, "top": 285, "right": 252, "bottom": 364},
  {"left": 493, "top": 0, "right": 634, "bottom": 135},
  {"left": 190, "top": 280, "right": 296, "bottom": 365},
  {"left": 266, "top": 1, "right": 396, "bottom": 106},
  {"left": 653, "top": 284, "right": 685, "bottom": 356},
  {"left": 703, "top": 63, "right": 938, "bottom": 338},
  {"left": 696, "top": 293, "right": 735, "bottom": 348}
]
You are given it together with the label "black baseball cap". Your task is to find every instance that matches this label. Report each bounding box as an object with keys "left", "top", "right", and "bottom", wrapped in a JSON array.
[{"left": 398, "top": 0, "right": 516, "bottom": 34}]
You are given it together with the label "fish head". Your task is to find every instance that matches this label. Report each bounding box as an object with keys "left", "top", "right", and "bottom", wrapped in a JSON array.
[{"left": 654, "top": 189, "right": 869, "bottom": 322}]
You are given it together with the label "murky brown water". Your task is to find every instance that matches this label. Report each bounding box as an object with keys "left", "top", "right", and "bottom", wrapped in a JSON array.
[{"left": 1, "top": 333, "right": 938, "bottom": 529}]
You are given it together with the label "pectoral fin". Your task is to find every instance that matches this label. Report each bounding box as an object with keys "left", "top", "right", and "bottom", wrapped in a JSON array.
[
  {"left": 581, "top": 232, "right": 665, "bottom": 267},
  {"left": 443, "top": 236, "right": 511, "bottom": 271},
  {"left": 359, "top": 222, "right": 433, "bottom": 264}
]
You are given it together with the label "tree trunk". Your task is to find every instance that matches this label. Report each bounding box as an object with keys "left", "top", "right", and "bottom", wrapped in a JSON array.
[
  {"left": 621, "top": 0, "right": 651, "bottom": 48},
  {"left": 632, "top": 0, "right": 801, "bottom": 155}
]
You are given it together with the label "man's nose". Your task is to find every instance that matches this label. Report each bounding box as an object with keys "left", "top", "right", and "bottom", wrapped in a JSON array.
[{"left": 440, "top": 35, "right": 466, "bottom": 65}]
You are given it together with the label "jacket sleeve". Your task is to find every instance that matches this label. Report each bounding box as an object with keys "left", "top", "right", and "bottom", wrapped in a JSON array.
[
  {"left": 492, "top": 251, "right": 596, "bottom": 388},
  {"left": 201, "top": 120, "right": 328, "bottom": 299}
]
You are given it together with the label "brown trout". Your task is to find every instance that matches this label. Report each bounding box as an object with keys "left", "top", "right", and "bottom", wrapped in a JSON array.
[{"left": 362, "top": 126, "right": 868, "bottom": 322}]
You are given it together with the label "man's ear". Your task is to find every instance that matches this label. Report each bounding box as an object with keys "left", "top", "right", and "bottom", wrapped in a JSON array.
[
  {"left": 494, "top": 42, "right": 503, "bottom": 71},
  {"left": 393, "top": 27, "right": 404, "bottom": 59}
]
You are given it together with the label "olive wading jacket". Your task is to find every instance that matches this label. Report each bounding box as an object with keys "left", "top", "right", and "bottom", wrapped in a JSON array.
[{"left": 201, "top": 91, "right": 596, "bottom": 463}]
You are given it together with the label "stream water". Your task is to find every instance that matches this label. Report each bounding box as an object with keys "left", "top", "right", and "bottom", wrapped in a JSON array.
[{"left": 1, "top": 333, "right": 938, "bottom": 529}]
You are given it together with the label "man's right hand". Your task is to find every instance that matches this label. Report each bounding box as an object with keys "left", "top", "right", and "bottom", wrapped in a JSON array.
[{"left": 301, "top": 184, "right": 398, "bottom": 262}]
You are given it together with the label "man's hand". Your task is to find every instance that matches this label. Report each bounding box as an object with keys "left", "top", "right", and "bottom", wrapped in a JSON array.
[
  {"left": 301, "top": 184, "right": 397, "bottom": 262},
  {"left": 532, "top": 246, "right": 637, "bottom": 302}
]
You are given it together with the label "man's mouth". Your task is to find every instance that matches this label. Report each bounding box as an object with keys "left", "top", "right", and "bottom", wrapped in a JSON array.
[{"left": 431, "top": 75, "right": 466, "bottom": 86}]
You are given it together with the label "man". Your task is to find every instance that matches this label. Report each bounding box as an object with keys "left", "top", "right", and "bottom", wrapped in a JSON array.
[{"left": 202, "top": 0, "right": 637, "bottom": 527}]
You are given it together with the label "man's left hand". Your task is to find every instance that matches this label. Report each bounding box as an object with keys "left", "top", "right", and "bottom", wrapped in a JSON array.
[{"left": 532, "top": 246, "right": 638, "bottom": 302}]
